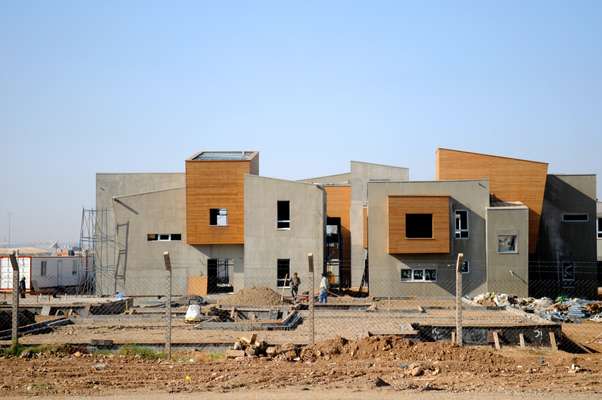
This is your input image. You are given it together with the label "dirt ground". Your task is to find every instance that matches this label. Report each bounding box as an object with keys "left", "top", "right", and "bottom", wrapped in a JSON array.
[{"left": 1, "top": 335, "right": 602, "bottom": 398}]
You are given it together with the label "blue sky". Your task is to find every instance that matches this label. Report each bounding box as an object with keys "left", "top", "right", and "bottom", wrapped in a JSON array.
[{"left": 1, "top": 1, "right": 601, "bottom": 243}]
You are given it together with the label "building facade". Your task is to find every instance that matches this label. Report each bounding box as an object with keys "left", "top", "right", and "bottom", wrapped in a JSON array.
[{"left": 94, "top": 149, "right": 598, "bottom": 299}]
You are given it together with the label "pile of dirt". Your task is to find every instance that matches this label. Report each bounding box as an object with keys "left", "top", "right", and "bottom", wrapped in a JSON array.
[
  {"left": 297, "top": 336, "right": 513, "bottom": 368},
  {"left": 217, "top": 287, "right": 285, "bottom": 307}
]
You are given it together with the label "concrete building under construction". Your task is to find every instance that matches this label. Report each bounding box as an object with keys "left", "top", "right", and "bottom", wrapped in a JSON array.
[{"left": 93, "top": 149, "right": 599, "bottom": 299}]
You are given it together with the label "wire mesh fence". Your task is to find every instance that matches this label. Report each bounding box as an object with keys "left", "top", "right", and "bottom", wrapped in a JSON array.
[{"left": 1, "top": 251, "right": 600, "bottom": 359}]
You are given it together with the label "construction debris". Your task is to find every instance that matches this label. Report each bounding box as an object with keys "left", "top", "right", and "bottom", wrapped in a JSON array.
[{"left": 473, "top": 292, "right": 602, "bottom": 323}]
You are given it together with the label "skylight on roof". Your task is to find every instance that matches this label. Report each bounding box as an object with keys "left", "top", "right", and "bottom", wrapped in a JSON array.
[{"left": 193, "top": 151, "right": 252, "bottom": 161}]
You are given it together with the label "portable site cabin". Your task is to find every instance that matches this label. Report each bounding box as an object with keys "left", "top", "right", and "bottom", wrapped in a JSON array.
[{"left": 0, "top": 256, "right": 87, "bottom": 292}]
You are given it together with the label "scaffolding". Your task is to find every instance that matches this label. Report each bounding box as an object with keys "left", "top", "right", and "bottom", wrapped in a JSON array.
[{"left": 79, "top": 208, "right": 119, "bottom": 295}]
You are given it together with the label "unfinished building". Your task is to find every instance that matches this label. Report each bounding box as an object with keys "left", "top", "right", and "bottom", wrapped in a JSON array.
[{"left": 93, "top": 148, "right": 598, "bottom": 299}]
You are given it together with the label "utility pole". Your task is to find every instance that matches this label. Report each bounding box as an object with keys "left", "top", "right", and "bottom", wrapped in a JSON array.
[
  {"left": 307, "top": 253, "right": 315, "bottom": 345},
  {"left": 10, "top": 251, "right": 19, "bottom": 349},
  {"left": 455, "top": 253, "right": 464, "bottom": 346},
  {"left": 163, "top": 251, "right": 172, "bottom": 359}
]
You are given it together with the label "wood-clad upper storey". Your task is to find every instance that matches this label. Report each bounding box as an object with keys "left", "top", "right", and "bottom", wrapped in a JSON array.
[
  {"left": 436, "top": 148, "right": 548, "bottom": 253},
  {"left": 185, "top": 152, "right": 258, "bottom": 245},
  {"left": 324, "top": 186, "right": 352, "bottom": 263},
  {"left": 388, "top": 196, "right": 451, "bottom": 254}
]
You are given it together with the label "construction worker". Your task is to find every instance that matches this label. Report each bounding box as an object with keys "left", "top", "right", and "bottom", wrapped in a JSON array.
[
  {"left": 319, "top": 272, "right": 329, "bottom": 304},
  {"left": 19, "top": 276, "right": 26, "bottom": 298},
  {"left": 291, "top": 272, "right": 301, "bottom": 301}
]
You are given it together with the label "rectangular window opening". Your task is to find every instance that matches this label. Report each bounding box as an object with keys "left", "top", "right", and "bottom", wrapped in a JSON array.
[
  {"left": 497, "top": 234, "right": 518, "bottom": 253},
  {"left": 455, "top": 210, "right": 469, "bottom": 239},
  {"left": 597, "top": 218, "right": 602, "bottom": 239},
  {"left": 170, "top": 233, "right": 182, "bottom": 241},
  {"left": 405, "top": 213, "right": 433, "bottom": 239},
  {"left": 277, "top": 259, "right": 291, "bottom": 287},
  {"left": 562, "top": 213, "right": 588, "bottom": 223},
  {"left": 461, "top": 260, "right": 470, "bottom": 274},
  {"left": 147, "top": 234, "right": 158, "bottom": 241},
  {"left": 277, "top": 201, "right": 290, "bottom": 229},
  {"left": 158, "top": 234, "right": 170, "bottom": 241},
  {"left": 72, "top": 260, "right": 78, "bottom": 276},
  {"left": 401, "top": 267, "right": 437, "bottom": 282},
  {"left": 41, "top": 261, "right": 47, "bottom": 277},
  {"left": 210, "top": 208, "right": 228, "bottom": 226}
]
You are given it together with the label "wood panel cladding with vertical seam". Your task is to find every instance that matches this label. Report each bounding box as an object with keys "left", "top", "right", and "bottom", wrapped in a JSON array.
[
  {"left": 388, "top": 196, "right": 451, "bottom": 254},
  {"left": 436, "top": 148, "right": 548, "bottom": 253},
  {"left": 186, "top": 160, "right": 251, "bottom": 245},
  {"left": 324, "top": 186, "right": 351, "bottom": 264}
]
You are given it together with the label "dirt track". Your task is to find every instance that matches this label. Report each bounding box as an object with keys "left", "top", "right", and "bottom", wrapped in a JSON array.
[{"left": 1, "top": 337, "right": 601, "bottom": 397}]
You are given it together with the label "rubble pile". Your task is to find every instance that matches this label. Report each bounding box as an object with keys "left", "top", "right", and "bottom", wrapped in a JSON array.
[{"left": 473, "top": 292, "right": 602, "bottom": 323}]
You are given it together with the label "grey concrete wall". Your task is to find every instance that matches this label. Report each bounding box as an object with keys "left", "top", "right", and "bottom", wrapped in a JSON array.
[
  {"left": 350, "top": 161, "right": 409, "bottom": 288},
  {"left": 111, "top": 187, "right": 243, "bottom": 296},
  {"left": 367, "top": 180, "right": 489, "bottom": 298},
  {"left": 534, "top": 174, "right": 597, "bottom": 298},
  {"left": 596, "top": 202, "right": 602, "bottom": 261},
  {"left": 244, "top": 175, "right": 325, "bottom": 294},
  {"left": 486, "top": 206, "right": 529, "bottom": 297},
  {"left": 299, "top": 172, "right": 351, "bottom": 185},
  {"left": 95, "top": 173, "right": 186, "bottom": 295}
]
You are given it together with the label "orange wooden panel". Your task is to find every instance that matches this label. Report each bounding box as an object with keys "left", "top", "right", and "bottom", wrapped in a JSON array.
[
  {"left": 324, "top": 186, "right": 351, "bottom": 262},
  {"left": 388, "top": 196, "right": 450, "bottom": 254},
  {"left": 436, "top": 148, "right": 548, "bottom": 253},
  {"left": 185, "top": 160, "right": 252, "bottom": 244},
  {"left": 187, "top": 276, "right": 208, "bottom": 296}
]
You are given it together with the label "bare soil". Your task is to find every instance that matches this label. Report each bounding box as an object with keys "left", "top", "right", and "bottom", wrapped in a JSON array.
[
  {"left": 217, "top": 287, "right": 286, "bottom": 307},
  {"left": 1, "top": 336, "right": 602, "bottom": 397}
]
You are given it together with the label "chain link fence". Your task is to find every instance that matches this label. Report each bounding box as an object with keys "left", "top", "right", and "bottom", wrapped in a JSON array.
[{"left": 1, "top": 251, "right": 601, "bottom": 358}]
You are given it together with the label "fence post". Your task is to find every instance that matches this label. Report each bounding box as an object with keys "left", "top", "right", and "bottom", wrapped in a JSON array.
[
  {"left": 307, "top": 253, "right": 315, "bottom": 346},
  {"left": 163, "top": 251, "right": 172, "bottom": 359},
  {"left": 10, "top": 251, "right": 19, "bottom": 349},
  {"left": 455, "top": 253, "right": 464, "bottom": 346}
]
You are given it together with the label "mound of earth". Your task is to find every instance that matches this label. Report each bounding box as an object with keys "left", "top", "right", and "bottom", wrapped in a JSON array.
[
  {"left": 298, "top": 336, "right": 513, "bottom": 370},
  {"left": 217, "top": 287, "right": 285, "bottom": 307}
]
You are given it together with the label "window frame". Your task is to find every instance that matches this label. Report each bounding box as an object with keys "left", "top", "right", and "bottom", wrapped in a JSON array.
[
  {"left": 461, "top": 260, "right": 470, "bottom": 274},
  {"left": 597, "top": 217, "right": 602, "bottom": 239},
  {"left": 276, "top": 258, "right": 291, "bottom": 288},
  {"left": 209, "top": 208, "right": 228, "bottom": 227},
  {"left": 497, "top": 234, "right": 518, "bottom": 254},
  {"left": 561, "top": 213, "right": 589, "bottom": 223},
  {"left": 405, "top": 213, "right": 434, "bottom": 239},
  {"left": 455, "top": 210, "right": 469, "bottom": 239},
  {"left": 277, "top": 201, "right": 291, "bottom": 230},
  {"left": 400, "top": 267, "right": 437, "bottom": 282}
]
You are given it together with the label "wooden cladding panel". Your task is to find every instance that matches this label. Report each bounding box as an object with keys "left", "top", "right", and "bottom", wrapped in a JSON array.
[
  {"left": 324, "top": 186, "right": 352, "bottom": 261},
  {"left": 436, "top": 148, "right": 548, "bottom": 253},
  {"left": 185, "top": 160, "right": 251, "bottom": 245},
  {"left": 388, "top": 196, "right": 450, "bottom": 254}
]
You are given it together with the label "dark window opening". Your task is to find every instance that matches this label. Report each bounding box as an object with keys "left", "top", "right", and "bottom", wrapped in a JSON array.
[
  {"left": 598, "top": 218, "right": 602, "bottom": 238},
  {"left": 158, "top": 234, "right": 170, "bottom": 241},
  {"left": 208, "top": 258, "right": 232, "bottom": 287},
  {"left": 461, "top": 260, "right": 470, "bottom": 274},
  {"left": 400, "top": 269, "right": 412, "bottom": 281},
  {"left": 277, "top": 258, "right": 290, "bottom": 287},
  {"left": 562, "top": 213, "right": 588, "bottom": 223},
  {"left": 405, "top": 214, "right": 433, "bottom": 238},
  {"left": 455, "top": 210, "right": 469, "bottom": 238},
  {"left": 210, "top": 208, "right": 228, "bottom": 226},
  {"left": 147, "top": 234, "right": 158, "bottom": 241},
  {"left": 171, "top": 233, "right": 182, "bottom": 241},
  {"left": 277, "top": 201, "right": 290, "bottom": 229}
]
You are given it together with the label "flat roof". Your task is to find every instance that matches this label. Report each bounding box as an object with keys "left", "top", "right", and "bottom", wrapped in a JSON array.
[{"left": 188, "top": 151, "right": 257, "bottom": 161}]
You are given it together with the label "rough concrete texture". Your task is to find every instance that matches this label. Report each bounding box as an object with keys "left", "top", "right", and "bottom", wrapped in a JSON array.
[
  {"left": 367, "top": 180, "right": 489, "bottom": 298},
  {"left": 244, "top": 175, "right": 325, "bottom": 293},
  {"left": 486, "top": 205, "right": 529, "bottom": 297},
  {"left": 350, "top": 161, "right": 410, "bottom": 288}
]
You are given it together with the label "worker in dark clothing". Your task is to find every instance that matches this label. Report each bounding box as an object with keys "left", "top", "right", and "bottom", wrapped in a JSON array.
[
  {"left": 291, "top": 272, "right": 301, "bottom": 301},
  {"left": 19, "top": 277, "right": 26, "bottom": 298}
]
